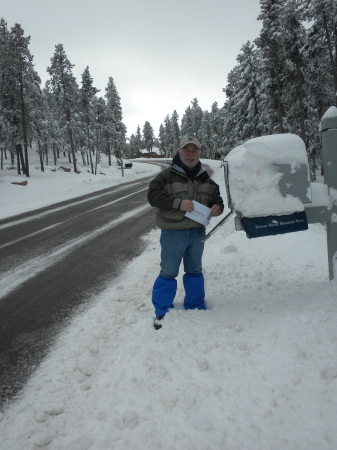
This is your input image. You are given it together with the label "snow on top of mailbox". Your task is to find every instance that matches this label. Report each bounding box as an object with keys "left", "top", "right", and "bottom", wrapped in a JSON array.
[
  {"left": 322, "top": 105, "right": 337, "bottom": 119},
  {"left": 225, "top": 134, "right": 310, "bottom": 217}
]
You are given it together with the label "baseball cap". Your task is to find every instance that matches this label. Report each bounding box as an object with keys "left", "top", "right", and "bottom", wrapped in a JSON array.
[{"left": 180, "top": 136, "right": 201, "bottom": 149}]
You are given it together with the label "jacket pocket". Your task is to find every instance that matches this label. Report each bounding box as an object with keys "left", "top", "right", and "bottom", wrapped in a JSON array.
[{"left": 196, "top": 184, "right": 214, "bottom": 205}]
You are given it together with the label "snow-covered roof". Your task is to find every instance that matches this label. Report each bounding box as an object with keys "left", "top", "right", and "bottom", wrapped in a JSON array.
[{"left": 140, "top": 147, "right": 159, "bottom": 154}]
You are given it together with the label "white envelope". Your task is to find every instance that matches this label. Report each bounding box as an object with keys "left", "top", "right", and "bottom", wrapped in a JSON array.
[{"left": 185, "top": 200, "right": 211, "bottom": 226}]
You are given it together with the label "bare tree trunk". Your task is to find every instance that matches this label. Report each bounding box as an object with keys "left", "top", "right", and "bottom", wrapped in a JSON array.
[
  {"left": 108, "top": 143, "right": 112, "bottom": 166},
  {"left": 66, "top": 110, "right": 78, "bottom": 173},
  {"left": 53, "top": 144, "right": 57, "bottom": 166},
  {"left": 119, "top": 150, "right": 124, "bottom": 177},
  {"left": 273, "top": 43, "right": 284, "bottom": 133},
  {"left": 295, "top": 51, "right": 306, "bottom": 143},
  {"left": 19, "top": 60, "right": 30, "bottom": 177},
  {"left": 16, "top": 148, "right": 21, "bottom": 175},
  {"left": 37, "top": 141, "right": 45, "bottom": 172},
  {"left": 86, "top": 122, "right": 94, "bottom": 174},
  {"left": 16, "top": 144, "right": 26, "bottom": 175},
  {"left": 95, "top": 148, "right": 99, "bottom": 175}
]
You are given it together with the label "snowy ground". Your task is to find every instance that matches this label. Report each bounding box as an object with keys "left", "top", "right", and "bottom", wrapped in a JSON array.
[
  {"left": 0, "top": 150, "right": 337, "bottom": 449},
  {"left": 0, "top": 152, "right": 162, "bottom": 220}
]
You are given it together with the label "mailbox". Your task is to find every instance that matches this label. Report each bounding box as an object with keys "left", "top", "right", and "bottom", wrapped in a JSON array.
[{"left": 223, "top": 134, "right": 311, "bottom": 238}]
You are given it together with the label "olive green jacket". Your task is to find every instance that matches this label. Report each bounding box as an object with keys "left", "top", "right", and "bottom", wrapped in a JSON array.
[{"left": 147, "top": 163, "right": 224, "bottom": 229}]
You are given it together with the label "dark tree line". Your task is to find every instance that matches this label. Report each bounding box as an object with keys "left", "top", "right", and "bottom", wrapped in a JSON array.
[
  {"left": 1, "top": 0, "right": 337, "bottom": 180},
  {"left": 136, "top": 0, "right": 336, "bottom": 179},
  {"left": 0, "top": 20, "right": 126, "bottom": 176}
]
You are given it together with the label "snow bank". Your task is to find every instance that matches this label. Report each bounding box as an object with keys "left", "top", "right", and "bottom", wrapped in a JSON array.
[{"left": 0, "top": 154, "right": 162, "bottom": 219}]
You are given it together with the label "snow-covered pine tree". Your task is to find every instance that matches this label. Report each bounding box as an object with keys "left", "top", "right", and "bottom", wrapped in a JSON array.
[
  {"left": 104, "top": 77, "right": 126, "bottom": 168},
  {"left": 92, "top": 96, "right": 105, "bottom": 174},
  {"left": 170, "top": 110, "right": 180, "bottom": 153},
  {"left": 128, "top": 133, "right": 139, "bottom": 158},
  {"left": 305, "top": 0, "right": 337, "bottom": 104},
  {"left": 200, "top": 110, "right": 211, "bottom": 158},
  {"left": 42, "top": 80, "right": 67, "bottom": 166},
  {"left": 80, "top": 66, "right": 99, "bottom": 174},
  {"left": 158, "top": 123, "right": 166, "bottom": 156},
  {"left": 0, "top": 21, "right": 42, "bottom": 176},
  {"left": 180, "top": 105, "right": 193, "bottom": 137},
  {"left": 222, "top": 41, "right": 266, "bottom": 152},
  {"left": 279, "top": 1, "right": 308, "bottom": 141},
  {"left": 180, "top": 99, "right": 203, "bottom": 140},
  {"left": 209, "top": 102, "right": 224, "bottom": 159},
  {"left": 302, "top": 4, "right": 336, "bottom": 177},
  {"left": 142, "top": 121, "right": 154, "bottom": 152},
  {"left": 0, "top": 18, "right": 13, "bottom": 169},
  {"left": 47, "top": 44, "right": 79, "bottom": 173},
  {"left": 33, "top": 82, "right": 53, "bottom": 172},
  {"left": 136, "top": 125, "right": 143, "bottom": 154},
  {"left": 164, "top": 115, "right": 173, "bottom": 157},
  {"left": 256, "top": 0, "right": 287, "bottom": 134},
  {"left": 190, "top": 99, "right": 203, "bottom": 140},
  {"left": 159, "top": 111, "right": 181, "bottom": 157},
  {"left": 276, "top": 1, "right": 324, "bottom": 179}
]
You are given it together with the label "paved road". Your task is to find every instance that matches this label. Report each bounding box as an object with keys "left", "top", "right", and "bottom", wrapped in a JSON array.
[{"left": 0, "top": 167, "right": 164, "bottom": 410}]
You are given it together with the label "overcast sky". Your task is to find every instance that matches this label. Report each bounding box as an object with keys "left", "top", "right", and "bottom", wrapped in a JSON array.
[{"left": 3, "top": 0, "right": 262, "bottom": 137}]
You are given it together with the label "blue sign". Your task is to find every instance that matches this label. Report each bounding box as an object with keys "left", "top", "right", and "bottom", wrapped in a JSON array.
[{"left": 240, "top": 211, "right": 308, "bottom": 239}]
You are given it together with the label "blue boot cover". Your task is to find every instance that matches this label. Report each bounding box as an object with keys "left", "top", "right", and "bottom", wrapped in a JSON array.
[
  {"left": 183, "top": 272, "right": 206, "bottom": 310},
  {"left": 152, "top": 274, "right": 177, "bottom": 317}
]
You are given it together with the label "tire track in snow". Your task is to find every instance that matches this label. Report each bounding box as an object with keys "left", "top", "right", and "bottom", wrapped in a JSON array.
[
  {"left": 0, "top": 203, "right": 150, "bottom": 300},
  {"left": 0, "top": 187, "right": 148, "bottom": 250}
]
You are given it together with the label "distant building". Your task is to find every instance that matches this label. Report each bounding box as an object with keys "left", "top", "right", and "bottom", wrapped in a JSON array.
[{"left": 135, "top": 147, "right": 164, "bottom": 158}]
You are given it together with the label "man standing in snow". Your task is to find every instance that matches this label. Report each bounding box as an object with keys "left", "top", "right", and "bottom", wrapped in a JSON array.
[{"left": 147, "top": 136, "right": 224, "bottom": 329}]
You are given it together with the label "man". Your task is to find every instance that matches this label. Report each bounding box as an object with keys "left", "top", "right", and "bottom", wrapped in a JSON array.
[{"left": 147, "top": 136, "right": 224, "bottom": 329}]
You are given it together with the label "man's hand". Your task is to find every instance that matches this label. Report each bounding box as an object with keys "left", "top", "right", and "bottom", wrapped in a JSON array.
[
  {"left": 210, "top": 204, "right": 222, "bottom": 217},
  {"left": 180, "top": 199, "right": 194, "bottom": 213}
]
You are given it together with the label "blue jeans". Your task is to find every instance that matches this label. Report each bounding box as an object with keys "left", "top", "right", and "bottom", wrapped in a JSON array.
[{"left": 152, "top": 228, "right": 206, "bottom": 317}]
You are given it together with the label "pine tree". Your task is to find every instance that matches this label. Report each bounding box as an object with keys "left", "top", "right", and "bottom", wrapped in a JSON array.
[
  {"left": 200, "top": 110, "right": 212, "bottom": 158},
  {"left": 306, "top": 0, "right": 337, "bottom": 103},
  {"left": 129, "top": 133, "right": 139, "bottom": 157},
  {"left": 0, "top": 19, "right": 13, "bottom": 168},
  {"left": 256, "top": 0, "right": 287, "bottom": 133},
  {"left": 190, "top": 98, "right": 203, "bottom": 139},
  {"left": 0, "top": 21, "right": 42, "bottom": 176},
  {"left": 180, "top": 105, "right": 193, "bottom": 137},
  {"left": 42, "top": 80, "right": 66, "bottom": 166},
  {"left": 47, "top": 44, "right": 79, "bottom": 173},
  {"left": 80, "top": 66, "right": 99, "bottom": 174},
  {"left": 164, "top": 115, "right": 173, "bottom": 157},
  {"left": 158, "top": 123, "right": 166, "bottom": 156},
  {"left": 142, "top": 121, "right": 154, "bottom": 151},
  {"left": 180, "top": 99, "right": 203, "bottom": 139},
  {"left": 136, "top": 125, "right": 143, "bottom": 152},
  {"left": 104, "top": 77, "right": 126, "bottom": 170},
  {"left": 209, "top": 102, "right": 223, "bottom": 159},
  {"left": 170, "top": 110, "right": 180, "bottom": 152},
  {"left": 279, "top": 1, "right": 308, "bottom": 141},
  {"left": 92, "top": 96, "right": 105, "bottom": 174},
  {"left": 302, "top": 3, "right": 336, "bottom": 177},
  {"left": 34, "top": 83, "right": 53, "bottom": 172},
  {"left": 222, "top": 42, "right": 266, "bottom": 151}
]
